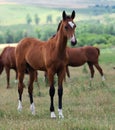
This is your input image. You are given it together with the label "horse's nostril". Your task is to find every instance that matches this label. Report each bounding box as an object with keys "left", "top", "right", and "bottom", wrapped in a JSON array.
[{"left": 71, "top": 39, "right": 77, "bottom": 46}]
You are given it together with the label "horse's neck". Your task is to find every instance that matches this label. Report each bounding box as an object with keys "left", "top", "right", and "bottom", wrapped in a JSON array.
[{"left": 55, "top": 29, "right": 67, "bottom": 56}]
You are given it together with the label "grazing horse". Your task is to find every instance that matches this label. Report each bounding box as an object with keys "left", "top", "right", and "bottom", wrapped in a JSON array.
[
  {"left": 15, "top": 10, "right": 77, "bottom": 118},
  {"left": 66, "top": 46, "right": 105, "bottom": 81},
  {"left": 0, "top": 46, "right": 38, "bottom": 88}
]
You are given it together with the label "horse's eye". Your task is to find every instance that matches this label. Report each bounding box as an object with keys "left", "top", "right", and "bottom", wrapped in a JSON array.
[{"left": 65, "top": 26, "right": 68, "bottom": 30}]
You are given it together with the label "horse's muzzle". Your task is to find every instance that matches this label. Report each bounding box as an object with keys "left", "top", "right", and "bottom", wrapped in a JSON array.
[{"left": 71, "top": 39, "right": 77, "bottom": 46}]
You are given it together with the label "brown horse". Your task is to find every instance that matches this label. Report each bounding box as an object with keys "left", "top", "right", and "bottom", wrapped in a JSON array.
[
  {"left": 0, "top": 46, "right": 38, "bottom": 88},
  {"left": 15, "top": 10, "right": 77, "bottom": 118},
  {"left": 66, "top": 46, "right": 105, "bottom": 81},
  {"left": 0, "top": 46, "right": 17, "bottom": 88}
]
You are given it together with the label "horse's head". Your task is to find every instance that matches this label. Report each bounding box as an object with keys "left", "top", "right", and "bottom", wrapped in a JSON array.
[{"left": 61, "top": 10, "right": 77, "bottom": 46}]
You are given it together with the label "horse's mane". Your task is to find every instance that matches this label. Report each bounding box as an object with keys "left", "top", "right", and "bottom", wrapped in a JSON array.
[
  {"left": 50, "top": 21, "right": 62, "bottom": 39},
  {"left": 57, "top": 21, "right": 62, "bottom": 32}
]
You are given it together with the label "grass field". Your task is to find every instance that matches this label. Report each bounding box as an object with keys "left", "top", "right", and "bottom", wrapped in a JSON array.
[{"left": 0, "top": 46, "right": 115, "bottom": 130}]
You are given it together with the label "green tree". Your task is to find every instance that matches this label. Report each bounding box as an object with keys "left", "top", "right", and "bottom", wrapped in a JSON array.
[
  {"left": 46, "top": 15, "right": 52, "bottom": 24},
  {"left": 26, "top": 14, "right": 32, "bottom": 25},
  {"left": 5, "top": 30, "right": 14, "bottom": 43},
  {"left": 0, "top": 32, "right": 5, "bottom": 43},
  {"left": 34, "top": 14, "right": 40, "bottom": 25},
  {"left": 35, "top": 28, "right": 41, "bottom": 39}
]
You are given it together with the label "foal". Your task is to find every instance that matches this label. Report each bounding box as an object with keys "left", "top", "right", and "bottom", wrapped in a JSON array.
[
  {"left": 66, "top": 46, "right": 105, "bottom": 81},
  {"left": 15, "top": 11, "right": 77, "bottom": 118}
]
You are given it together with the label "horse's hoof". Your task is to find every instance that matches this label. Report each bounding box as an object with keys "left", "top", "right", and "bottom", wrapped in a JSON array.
[
  {"left": 14, "top": 80, "right": 18, "bottom": 83},
  {"left": 58, "top": 109, "right": 64, "bottom": 119},
  {"left": 102, "top": 76, "right": 105, "bottom": 81},
  {"left": 17, "top": 100, "right": 22, "bottom": 112},
  {"left": 30, "top": 103, "right": 35, "bottom": 115},
  {"left": 51, "top": 112, "right": 56, "bottom": 118},
  {"left": 17, "top": 106, "right": 22, "bottom": 112}
]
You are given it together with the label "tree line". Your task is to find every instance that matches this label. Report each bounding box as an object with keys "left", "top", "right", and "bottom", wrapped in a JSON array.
[
  {"left": 26, "top": 13, "right": 61, "bottom": 25},
  {"left": 0, "top": 20, "right": 115, "bottom": 48}
]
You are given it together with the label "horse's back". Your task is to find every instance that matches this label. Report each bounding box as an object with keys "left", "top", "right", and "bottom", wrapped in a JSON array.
[
  {"left": 1, "top": 46, "right": 16, "bottom": 67},
  {"left": 67, "top": 47, "right": 87, "bottom": 66},
  {"left": 84, "top": 46, "right": 100, "bottom": 62},
  {"left": 84, "top": 46, "right": 99, "bottom": 56}
]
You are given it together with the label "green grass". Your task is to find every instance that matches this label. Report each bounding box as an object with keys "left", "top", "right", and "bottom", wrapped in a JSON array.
[
  {"left": 100, "top": 48, "right": 115, "bottom": 64},
  {"left": 0, "top": 47, "right": 115, "bottom": 130}
]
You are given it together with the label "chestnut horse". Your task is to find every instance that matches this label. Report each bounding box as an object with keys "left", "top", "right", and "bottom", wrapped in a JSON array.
[
  {"left": 0, "top": 46, "right": 17, "bottom": 88},
  {"left": 0, "top": 46, "right": 38, "bottom": 88},
  {"left": 66, "top": 46, "right": 105, "bottom": 81},
  {"left": 15, "top": 11, "right": 77, "bottom": 118}
]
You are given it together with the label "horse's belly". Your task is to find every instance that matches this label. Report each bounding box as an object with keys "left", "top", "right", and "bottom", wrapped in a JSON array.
[{"left": 27, "top": 57, "right": 46, "bottom": 71}]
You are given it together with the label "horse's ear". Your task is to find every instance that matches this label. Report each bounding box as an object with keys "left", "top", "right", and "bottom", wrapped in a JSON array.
[
  {"left": 62, "top": 11, "right": 67, "bottom": 20},
  {"left": 71, "top": 10, "right": 75, "bottom": 19}
]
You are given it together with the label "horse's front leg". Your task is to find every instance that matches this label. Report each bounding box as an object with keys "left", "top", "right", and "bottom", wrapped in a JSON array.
[
  {"left": 57, "top": 70, "right": 65, "bottom": 118},
  {"left": 17, "top": 71, "right": 25, "bottom": 112},
  {"left": 47, "top": 70, "right": 56, "bottom": 118},
  {"left": 28, "top": 70, "right": 36, "bottom": 115}
]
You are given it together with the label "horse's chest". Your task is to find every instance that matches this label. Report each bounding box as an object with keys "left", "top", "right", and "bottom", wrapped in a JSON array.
[{"left": 46, "top": 57, "right": 66, "bottom": 69}]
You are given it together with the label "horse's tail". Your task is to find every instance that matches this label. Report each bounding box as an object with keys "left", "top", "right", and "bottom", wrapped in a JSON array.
[
  {"left": 95, "top": 47, "right": 100, "bottom": 56},
  {"left": 0, "top": 56, "right": 4, "bottom": 74}
]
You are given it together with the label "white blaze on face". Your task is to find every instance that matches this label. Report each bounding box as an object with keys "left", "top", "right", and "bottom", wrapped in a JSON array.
[
  {"left": 68, "top": 21, "right": 76, "bottom": 42},
  {"left": 71, "top": 35, "right": 76, "bottom": 42},
  {"left": 68, "top": 21, "right": 74, "bottom": 28}
]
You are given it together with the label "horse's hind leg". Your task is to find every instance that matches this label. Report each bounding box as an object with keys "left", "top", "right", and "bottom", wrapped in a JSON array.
[
  {"left": 94, "top": 63, "right": 105, "bottom": 81},
  {"left": 87, "top": 62, "right": 95, "bottom": 80},
  {"left": 28, "top": 70, "right": 36, "bottom": 115},
  {"left": 5, "top": 67, "right": 10, "bottom": 88}
]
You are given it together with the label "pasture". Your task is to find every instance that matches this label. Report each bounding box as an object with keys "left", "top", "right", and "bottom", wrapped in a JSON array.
[{"left": 0, "top": 46, "right": 115, "bottom": 130}]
